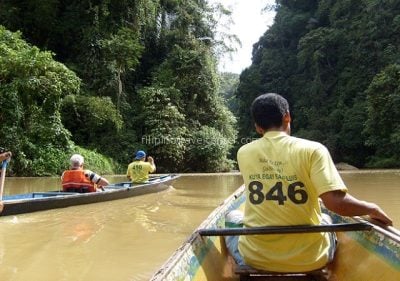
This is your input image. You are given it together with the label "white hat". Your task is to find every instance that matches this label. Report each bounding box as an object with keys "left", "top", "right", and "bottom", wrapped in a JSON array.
[{"left": 70, "top": 154, "right": 84, "bottom": 167}]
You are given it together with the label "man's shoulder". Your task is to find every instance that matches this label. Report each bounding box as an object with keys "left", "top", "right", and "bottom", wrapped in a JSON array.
[
  {"left": 289, "top": 135, "right": 325, "bottom": 149},
  {"left": 142, "top": 161, "right": 153, "bottom": 167},
  {"left": 238, "top": 138, "right": 261, "bottom": 150},
  {"left": 83, "top": 169, "right": 95, "bottom": 176},
  {"left": 128, "top": 161, "right": 141, "bottom": 166},
  {"left": 237, "top": 140, "right": 264, "bottom": 163},
  {"left": 238, "top": 141, "right": 255, "bottom": 156},
  {"left": 129, "top": 161, "right": 151, "bottom": 167},
  {"left": 64, "top": 169, "right": 84, "bottom": 173}
]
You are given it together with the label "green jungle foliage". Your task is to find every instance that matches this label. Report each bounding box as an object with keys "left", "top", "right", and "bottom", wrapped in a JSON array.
[
  {"left": 0, "top": 0, "right": 237, "bottom": 175},
  {"left": 235, "top": 0, "right": 400, "bottom": 168},
  {"left": 0, "top": 26, "right": 76, "bottom": 176},
  {"left": 0, "top": 26, "right": 116, "bottom": 176},
  {"left": 219, "top": 72, "right": 240, "bottom": 113},
  {"left": 365, "top": 64, "right": 400, "bottom": 167},
  {"left": 2, "top": 0, "right": 399, "bottom": 175}
]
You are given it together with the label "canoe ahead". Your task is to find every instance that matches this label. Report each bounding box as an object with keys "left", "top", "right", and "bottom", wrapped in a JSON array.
[
  {"left": 150, "top": 185, "right": 400, "bottom": 281},
  {"left": 1, "top": 174, "right": 180, "bottom": 216}
]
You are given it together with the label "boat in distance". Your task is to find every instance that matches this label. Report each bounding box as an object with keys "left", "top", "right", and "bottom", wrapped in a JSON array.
[
  {"left": 1, "top": 174, "right": 180, "bottom": 216},
  {"left": 150, "top": 184, "right": 400, "bottom": 281}
]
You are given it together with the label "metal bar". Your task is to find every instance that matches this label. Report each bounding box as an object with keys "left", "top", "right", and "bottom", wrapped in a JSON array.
[{"left": 198, "top": 222, "right": 372, "bottom": 236}]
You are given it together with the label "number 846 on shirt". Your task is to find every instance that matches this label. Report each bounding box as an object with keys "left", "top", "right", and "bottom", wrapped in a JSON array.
[{"left": 248, "top": 180, "right": 309, "bottom": 205}]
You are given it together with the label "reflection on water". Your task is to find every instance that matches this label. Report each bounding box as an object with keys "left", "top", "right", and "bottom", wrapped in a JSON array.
[
  {"left": 0, "top": 171, "right": 399, "bottom": 281},
  {"left": 0, "top": 174, "right": 243, "bottom": 281}
]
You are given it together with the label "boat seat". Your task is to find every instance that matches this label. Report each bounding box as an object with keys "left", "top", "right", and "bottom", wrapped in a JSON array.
[
  {"left": 65, "top": 187, "right": 90, "bottom": 193},
  {"left": 235, "top": 265, "right": 329, "bottom": 281}
]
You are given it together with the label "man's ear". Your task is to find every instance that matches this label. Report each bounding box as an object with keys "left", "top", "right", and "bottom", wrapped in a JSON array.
[
  {"left": 283, "top": 112, "right": 291, "bottom": 125},
  {"left": 255, "top": 124, "right": 265, "bottom": 136},
  {"left": 282, "top": 112, "right": 291, "bottom": 133}
]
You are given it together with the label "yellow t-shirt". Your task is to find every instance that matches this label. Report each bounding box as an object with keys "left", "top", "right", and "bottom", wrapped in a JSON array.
[
  {"left": 237, "top": 131, "right": 347, "bottom": 272},
  {"left": 126, "top": 161, "right": 155, "bottom": 183}
]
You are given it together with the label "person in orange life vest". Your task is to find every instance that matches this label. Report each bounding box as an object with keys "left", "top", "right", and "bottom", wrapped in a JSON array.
[
  {"left": 61, "top": 154, "right": 109, "bottom": 193},
  {"left": 126, "top": 150, "right": 156, "bottom": 183}
]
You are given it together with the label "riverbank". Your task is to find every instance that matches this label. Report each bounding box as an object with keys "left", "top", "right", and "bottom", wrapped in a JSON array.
[{"left": 335, "top": 162, "right": 358, "bottom": 170}]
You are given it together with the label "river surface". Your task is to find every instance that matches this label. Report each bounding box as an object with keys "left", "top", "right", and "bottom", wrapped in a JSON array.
[{"left": 0, "top": 171, "right": 399, "bottom": 281}]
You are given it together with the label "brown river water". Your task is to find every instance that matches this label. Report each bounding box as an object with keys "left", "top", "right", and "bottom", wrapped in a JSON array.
[{"left": 0, "top": 171, "right": 399, "bottom": 281}]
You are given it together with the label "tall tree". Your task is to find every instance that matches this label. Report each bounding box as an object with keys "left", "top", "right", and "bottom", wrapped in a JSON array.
[{"left": 0, "top": 26, "right": 80, "bottom": 175}]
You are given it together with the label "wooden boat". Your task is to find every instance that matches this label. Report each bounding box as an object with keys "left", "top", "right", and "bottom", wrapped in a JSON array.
[
  {"left": 1, "top": 174, "right": 180, "bottom": 216},
  {"left": 150, "top": 185, "right": 400, "bottom": 281}
]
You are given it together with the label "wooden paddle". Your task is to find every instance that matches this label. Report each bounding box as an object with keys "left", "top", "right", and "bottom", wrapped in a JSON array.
[
  {"left": 198, "top": 222, "right": 372, "bottom": 236},
  {"left": 0, "top": 159, "right": 9, "bottom": 201}
]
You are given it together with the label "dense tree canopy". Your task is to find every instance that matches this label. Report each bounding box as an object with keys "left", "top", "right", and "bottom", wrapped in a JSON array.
[
  {"left": 0, "top": 0, "right": 237, "bottom": 175},
  {"left": 0, "top": 26, "right": 117, "bottom": 175},
  {"left": 0, "top": 26, "right": 78, "bottom": 175},
  {"left": 236, "top": 0, "right": 400, "bottom": 168}
]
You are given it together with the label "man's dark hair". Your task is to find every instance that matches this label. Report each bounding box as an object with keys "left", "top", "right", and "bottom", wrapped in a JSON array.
[{"left": 251, "top": 93, "right": 289, "bottom": 130}]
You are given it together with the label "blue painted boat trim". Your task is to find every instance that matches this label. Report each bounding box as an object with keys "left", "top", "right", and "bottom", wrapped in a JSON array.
[{"left": 330, "top": 212, "right": 400, "bottom": 270}]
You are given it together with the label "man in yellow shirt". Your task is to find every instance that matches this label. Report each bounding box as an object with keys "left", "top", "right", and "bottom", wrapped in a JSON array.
[
  {"left": 231, "top": 93, "right": 392, "bottom": 272},
  {"left": 126, "top": 150, "right": 156, "bottom": 183}
]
